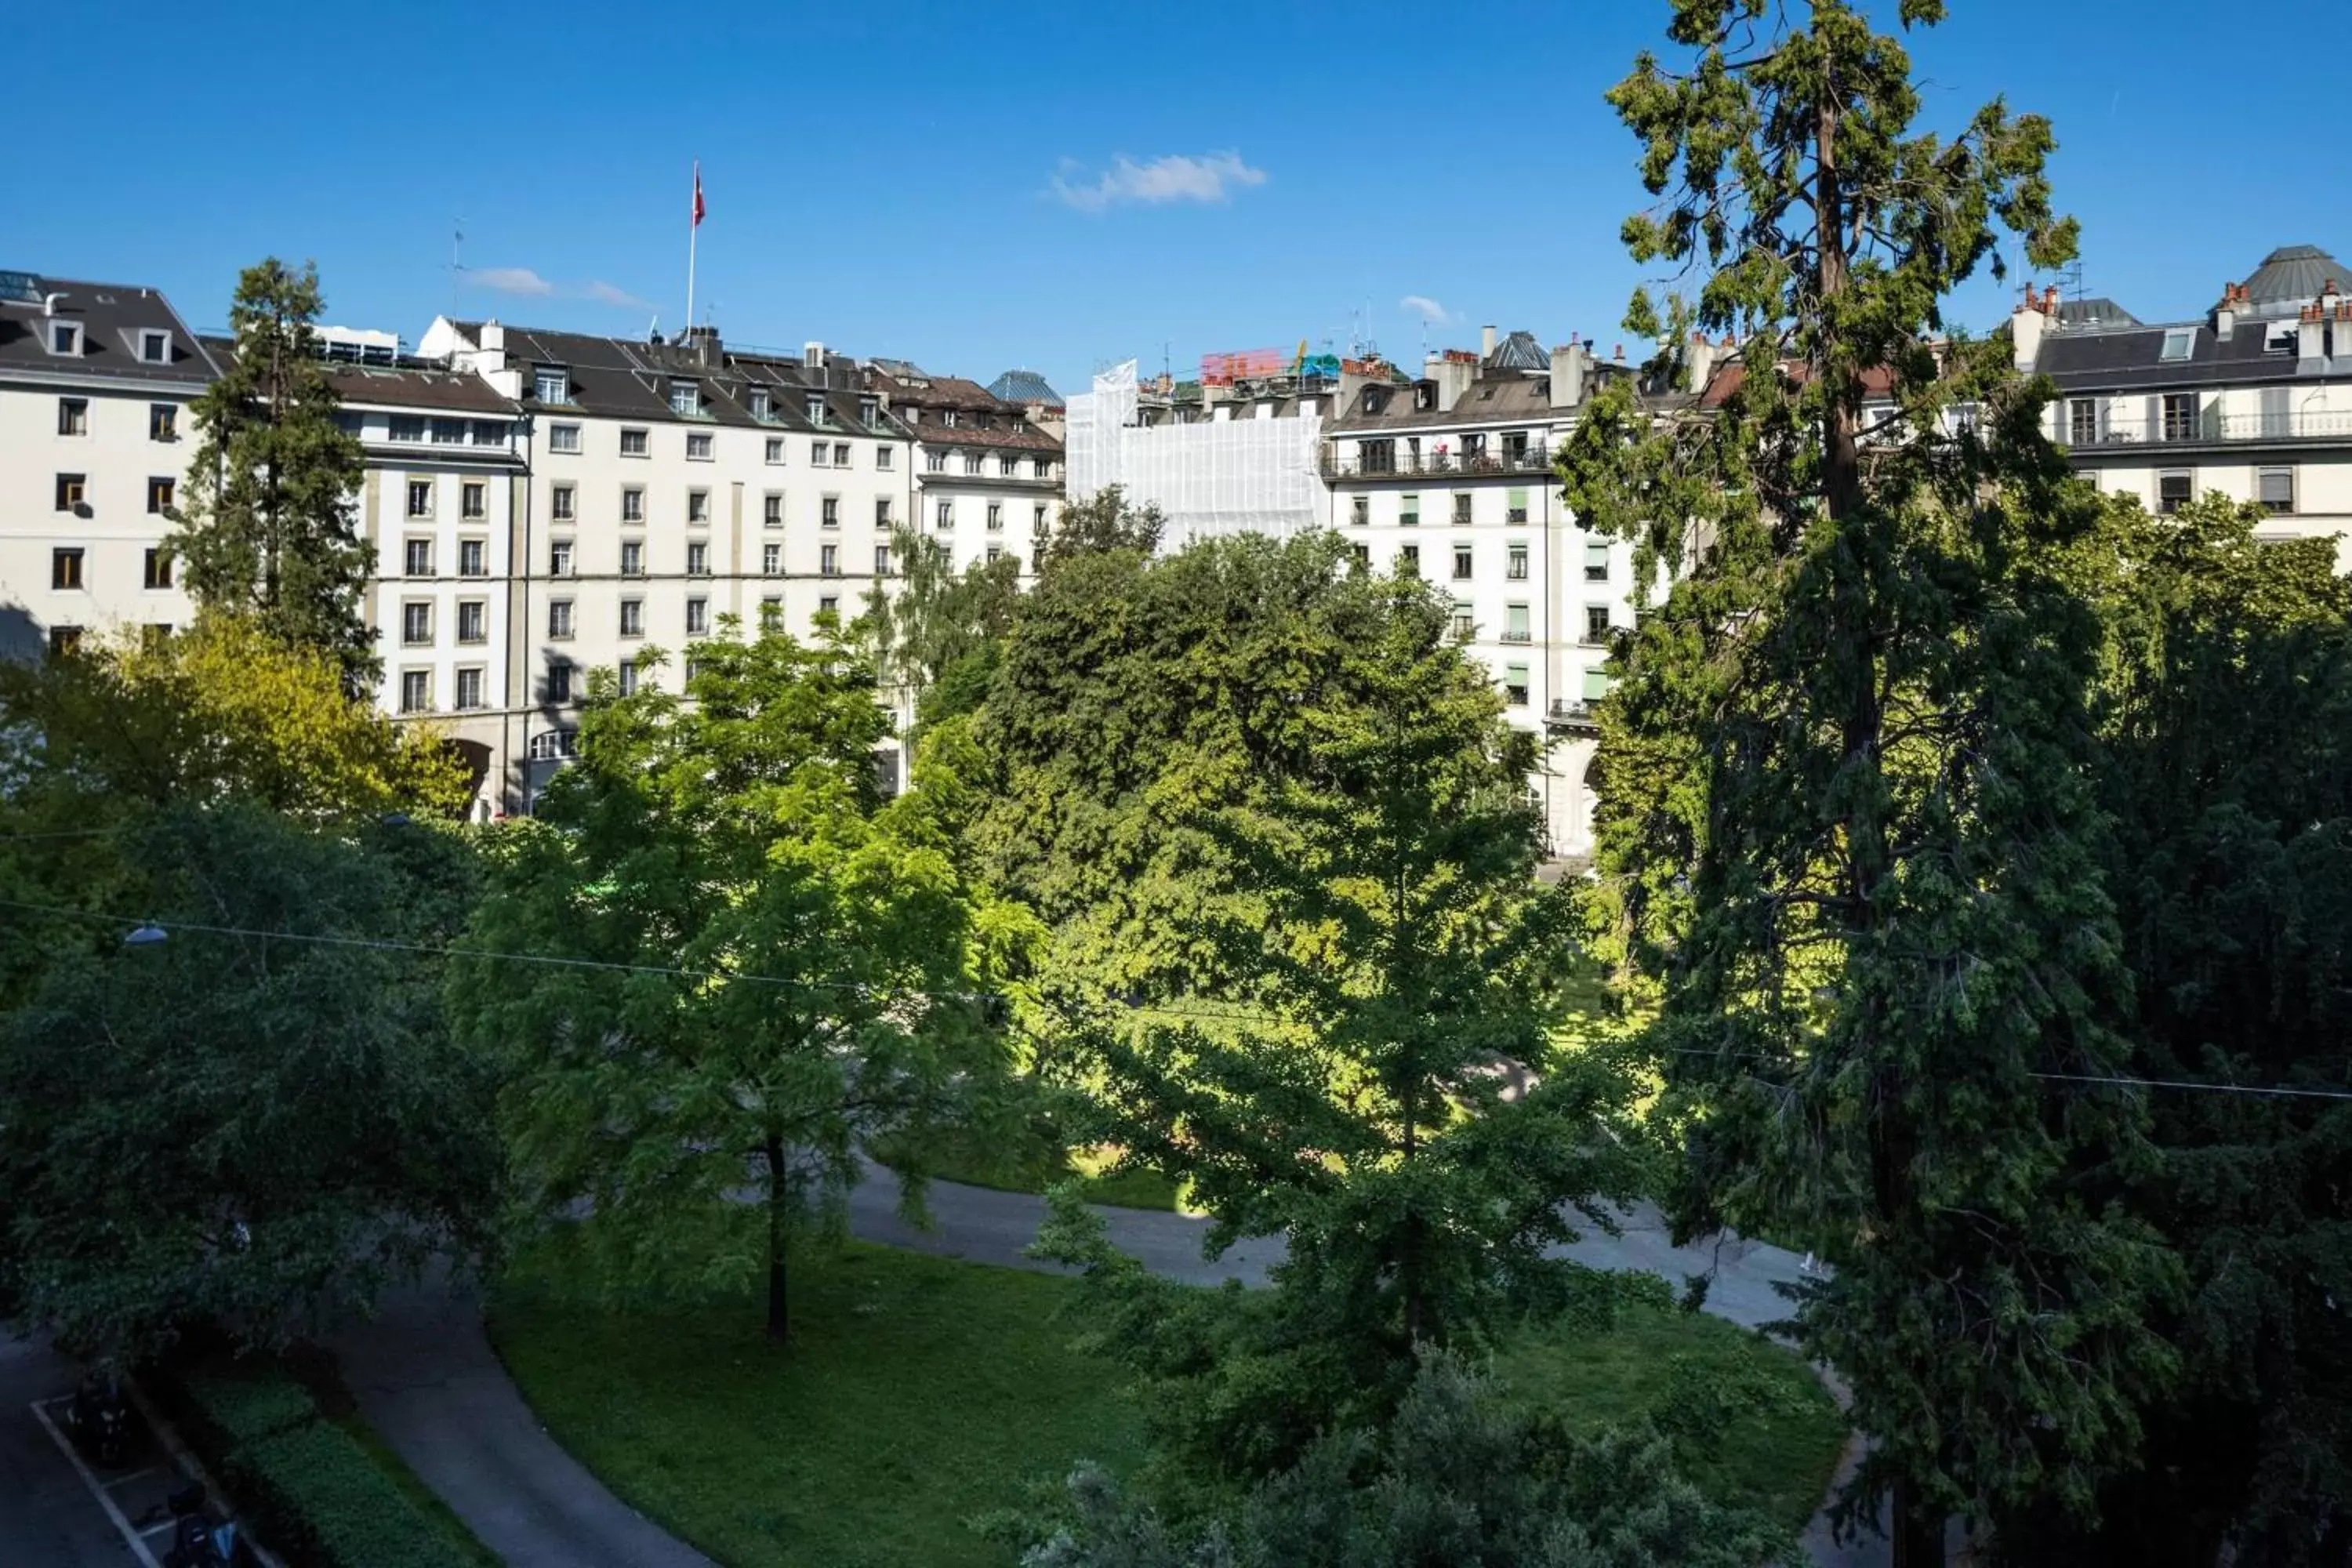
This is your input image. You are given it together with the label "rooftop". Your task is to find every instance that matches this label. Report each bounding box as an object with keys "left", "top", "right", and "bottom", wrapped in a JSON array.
[{"left": 0, "top": 272, "right": 218, "bottom": 388}]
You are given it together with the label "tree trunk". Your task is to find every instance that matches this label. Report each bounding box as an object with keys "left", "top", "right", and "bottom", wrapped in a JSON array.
[
  {"left": 1890, "top": 1479, "right": 1944, "bottom": 1568},
  {"left": 763, "top": 1133, "right": 789, "bottom": 1344}
]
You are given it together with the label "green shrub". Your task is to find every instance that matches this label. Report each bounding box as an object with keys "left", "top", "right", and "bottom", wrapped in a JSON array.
[
  {"left": 228, "top": 1422, "right": 470, "bottom": 1568},
  {"left": 177, "top": 1363, "right": 318, "bottom": 1453}
]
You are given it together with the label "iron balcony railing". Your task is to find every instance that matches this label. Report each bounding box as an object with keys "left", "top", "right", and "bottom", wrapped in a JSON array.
[
  {"left": 2062, "top": 408, "right": 2352, "bottom": 448},
  {"left": 1322, "top": 444, "right": 1552, "bottom": 479},
  {"left": 1546, "top": 700, "right": 1601, "bottom": 731}
]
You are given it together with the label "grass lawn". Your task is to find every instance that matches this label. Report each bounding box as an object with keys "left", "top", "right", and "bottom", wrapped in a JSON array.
[
  {"left": 873, "top": 1121, "right": 1187, "bottom": 1213},
  {"left": 1496, "top": 1303, "right": 1846, "bottom": 1534},
  {"left": 488, "top": 1236, "right": 1146, "bottom": 1568}
]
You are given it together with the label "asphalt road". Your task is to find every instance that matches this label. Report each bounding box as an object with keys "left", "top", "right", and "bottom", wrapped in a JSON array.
[{"left": 0, "top": 1334, "right": 143, "bottom": 1567}]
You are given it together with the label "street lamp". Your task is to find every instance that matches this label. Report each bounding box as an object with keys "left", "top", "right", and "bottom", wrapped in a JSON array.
[{"left": 123, "top": 923, "right": 168, "bottom": 948}]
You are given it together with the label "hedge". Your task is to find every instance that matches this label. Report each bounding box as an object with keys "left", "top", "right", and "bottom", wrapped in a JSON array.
[{"left": 162, "top": 1359, "right": 472, "bottom": 1568}]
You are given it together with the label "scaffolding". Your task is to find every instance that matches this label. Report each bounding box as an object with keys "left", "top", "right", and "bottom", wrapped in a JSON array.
[{"left": 1065, "top": 360, "right": 1327, "bottom": 549}]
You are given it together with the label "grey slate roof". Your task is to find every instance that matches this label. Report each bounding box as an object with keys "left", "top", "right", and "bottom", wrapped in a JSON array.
[
  {"left": 196, "top": 330, "right": 519, "bottom": 414},
  {"left": 1483, "top": 330, "right": 1548, "bottom": 372},
  {"left": 0, "top": 274, "right": 219, "bottom": 388},
  {"left": 2036, "top": 320, "right": 2331, "bottom": 390},
  {"left": 2056, "top": 296, "right": 2137, "bottom": 328},
  {"left": 2242, "top": 244, "right": 2350, "bottom": 310},
  {"left": 1330, "top": 371, "right": 1558, "bottom": 433},
  {"left": 987, "top": 368, "right": 1062, "bottom": 408}
]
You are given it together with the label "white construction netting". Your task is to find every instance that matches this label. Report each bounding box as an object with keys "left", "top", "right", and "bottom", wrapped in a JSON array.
[{"left": 1065, "top": 360, "right": 1325, "bottom": 550}]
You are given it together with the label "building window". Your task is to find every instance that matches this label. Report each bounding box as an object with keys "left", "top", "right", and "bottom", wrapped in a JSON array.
[
  {"left": 985, "top": 545, "right": 1004, "bottom": 564},
  {"left": 47, "top": 626, "right": 82, "bottom": 659},
  {"left": 51, "top": 547, "right": 85, "bottom": 590},
  {"left": 458, "top": 539, "right": 486, "bottom": 576},
  {"left": 986, "top": 503, "right": 1004, "bottom": 532},
  {"left": 1399, "top": 544, "right": 1420, "bottom": 577},
  {"left": 686, "top": 597, "right": 709, "bottom": 635},
  {"left": 860, "top": 396, "right": 880, "bottom": 428},
  {"left": 1450, "top": 607, "right": 1475, "bottom": 640},
  {"left": 544, "top": 660, "right": 575, "bottom": 705},
  {"left": 550, "top": 484, "right": 575, "bottom": 521},
  {"left": 877, "top": 446, "right": 894, "bottom": 470},
  {"left": 763, "top": 543, "right": 782, "bottom": 575},
  {"left": 617, "top": 659, "right": 640, "bottom": 697},
  {"left": 1035, "top": 457, "right": 1052, "bottom": 479},
  {"left": 144, "top": 547, "right": 172, "bottom": 590},
  {"left": 48, "top": 321, "right": 82, "bottom": 355},
  {"left": 1400, "top": 492, "right": 1419, "bottom": 527},
  {"left": 548, "top": 600, "right": 574, "bottom": 639},
  {"left": 822, "top": 496, "right": 840, "bottom": 528},
  {"left": 400, "top": 602, "right": 432, "bottom": 645},
  {"left": 2259, "top": 466, "right": 2296, "bottom": 515},
  {"left": 821, "top": 544, "right": 840, "bottom": 577},
  {"left": 766, "top": 437, "right": 785, "bottom": 464},
  {"left": 550, "top": 539, "right": 574, "bottom": 575},
  {"left": 528, "top": 728, "right": 577, "bottom": 760},
  {"left": 1584, "top": 605, "right": 1612, "bottom": 644},
  {"left": 1507, "top": 542, "right": 1529, "bottom": 581},
  {"left": 964, "top": 452, "right": 983, "bottom": 474},
  {"left": 2161, "top": 393, "right": 2200, "bottom": 442},
  {"left": 456, "top": 600, "right": 486, "bottom": 643},
  {"left": 688, "top": 489, "right": 711, "bottom": 524},
  {"left": 998, "top": 454, "right": 1017, "bottom": 477},
  {"left": 926, "top": 450, "right": 946, "bottom": 472},
  {"left": 1453, "top": 492, "right": 1473, "bottom": 526},
  {"left": 550, "top": 422, "right": 582, "bottom": 453},
  {"left": 760, "top": 597, "right": 782, "bottom": 631},
  {"left": 388, "top": 416, "right": 424, "bottom": 444},
  {"left": 819, "top": 594, "right": 839, "bottom": 615},
  {"left": 406, "top": 479, "right": 433, "bottom": 517},
  {"left": 941, "top": 409, "right": 958, "bottom": 428},
  {"left": 138, "top": 329, "right": 170, "bottom": 365},
  {"left": 876, "top": 544, "right": 894, "bottom": 577},
  {"left": 621, "top": 541, "right": 644, "bottom": 577},
  {"left": 619, "top": 599, "right": 644, "bottom": 637},
  {"left": 1033, "top": 504, "right": 1048, "bottom": 538},
  {"left": 405, "top": 539, "right": 433, "bottom": 576},
  {"left": 57, "top": 397, "right": 88, "bottom": 436},
  {"left": 2067, "top": 398, "right": 2098, "bottom": 445},
  {"left": 1504, "top": 603, "right": 1532, "bottom": 643},
  {"left": 1504, "top": 664, "right": 1530, "bottom": 706},
  {"left": 1584, "top": 542, "right": 1608, "bottom": 582},
  {"left": 148, "top": 476, "right": 175, "bottom": 514},
  {"left": 834, "top": 443, "right": 851, "bottom": 466},
  {"left": 455, "top": 667, "right": 485, "bottom": 710},
  {"left": 1507, "top": 488, "right": 1530, "bottom": 524},
  {"left": 670, "top": 381, "right": 699, "bottom": 416},
  {"left": 1583, "top": 668, "right": 1613, "bottom": 703},
  {"left": 685, "top": 431, "right": 713, "bottom": 461},
  {"left": 750, "top": 387, "right": 771, "bottom": 420},
  {"left": 1350, "top": 543, "right": 1370, "bottom": 572},
  {"left": 764, "top": 492, "right": 783, "bottom": 528},
  {"left": 1351, "top": 495, "right": 1370, "bottom": 527},
  {"left": 535, "top": 367, "right": 570, "bottom": 404},
  {"left": 401, "top": 670, "right": 431, "bottom": 713},
  {"left": 1452, "top": 545, "right": 1472, "bottom": 580},
  {"left": 936, "top": 499, "right": 953, "bottom": 530},
  {"left": 811, "top": 441, "right": 829, "bottom": 466},
  {"left": 150, "top": 403, "right": 178, "bottom": 441},
  {"left": 806, "top": 395, "right": 826, "bottom": 424},
  {"left": 2158, "top": 470, "right": 2192, "bottom": 515},
  {"left": 687, "top": 542, "right": 710, "bottom": 576},
  {"left": 621, "top": 427, "right": 649, "bottom": 457},
  {"left": 461, "top": 481, "right": 486, "bottom": 520},
  {"left": 56, "top": 473, "right": 86, "bottom": 511},
  {"left": 876, "top": 498, "right": 893, "bottom": 527},
  {"left": 603, "top": 491, "right": 635, "bottom": 530},
  {"left": 431, "top": 418, "right": 466, "bottom": 446}
]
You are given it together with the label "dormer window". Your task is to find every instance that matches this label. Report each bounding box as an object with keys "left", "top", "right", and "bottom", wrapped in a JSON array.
[
  {"left": 749, "top": 387, "right": 771, "bottom": 419},
  {"left": 859, "top": 396, "right": 880, "bottom": 428},
  {"left": 534, "top": 366, "right": 569, "bottom": 404},
  {"left": 2159, "top": 328, "right": 2195, "bottom": 363},
  {"left": 805, "top": 394, "right": 826, "bottom": 424},
  {"left": 138, "top": 329, "right": 172, "bottom": 364},
  {"left": 1415, "top": 383, "right": 1436, "bottom": 411},
  {"left": 670, "top": 380, "right": 701, "bottom": 416},
  {"left": 942, "top": 408, "right": 959, "bottom": 427},
  {"left": 48, "top": 321, "right": 82, "bottom": 356},
  {"left": 1363, "top": 388, "right": 1385, "bottom": 414}
]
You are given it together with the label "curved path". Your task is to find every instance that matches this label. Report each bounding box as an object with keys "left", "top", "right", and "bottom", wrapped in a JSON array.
[{"left": 326, "top": 1169, "right": 1886, "bottom": 1568}]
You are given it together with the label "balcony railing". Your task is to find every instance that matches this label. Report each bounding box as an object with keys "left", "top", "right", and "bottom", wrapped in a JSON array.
[
  {"left": 1322, "top": 444, "right": 1552, "bottom": 480},
  {"left": 2063, "top": 408, "right": 2352, "bottom": 448},
  {"left": 1546, "top": 700, "right": 1601, "bottom": 731}
]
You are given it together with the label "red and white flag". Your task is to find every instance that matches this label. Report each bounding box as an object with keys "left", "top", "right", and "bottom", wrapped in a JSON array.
[{"left": 691, "top": 162, "right": 706, "bottom": 228}]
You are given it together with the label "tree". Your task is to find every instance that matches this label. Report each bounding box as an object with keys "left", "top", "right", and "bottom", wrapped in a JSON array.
[
  {"left": 1010, "top": 1351, "right": 1788, "bottom": 1568},
  {"left": 449, "top": 622, "right": 1024, "bottom": 1342},
  {"left": 1036, "top": 572, "right": 1649, "bottom": 1478},
  {"left": 1563, "top": 5, "right": 2174, "bottom": 1561},
  {"left": 859, "top": 524, "right": 1022, "bottom": 755},
  {"left": 169, "top": 258, "right": 375, "bottom": 692},
  {"left": 0, "top": 803, "right": 499, "bottom": 1361},
  {"left": 1044, "top": 484, "right": 1164, "bottom": 564}
]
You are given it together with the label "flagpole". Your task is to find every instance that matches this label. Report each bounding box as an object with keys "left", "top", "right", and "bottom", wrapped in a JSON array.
[{"left": 684, "top": 160, "right": 699, "bottom": 334}]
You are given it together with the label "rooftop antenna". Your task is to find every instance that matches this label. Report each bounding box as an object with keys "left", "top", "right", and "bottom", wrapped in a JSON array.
[{"left": 448, "top": 216, "right": 466, "bottom": 318}]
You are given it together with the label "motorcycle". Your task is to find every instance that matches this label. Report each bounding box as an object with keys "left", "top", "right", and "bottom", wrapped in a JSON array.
[
  {"left": 62, "top": 1372, "right": 130, "bottom": 1467},
  {"left": 163, "top": 1482, "right": 238, "bottom": 1568}
]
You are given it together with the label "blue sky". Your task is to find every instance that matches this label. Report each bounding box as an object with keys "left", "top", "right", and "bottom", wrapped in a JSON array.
[{"left": 11, "top": 0, "right": 2341, "bottom": 394}]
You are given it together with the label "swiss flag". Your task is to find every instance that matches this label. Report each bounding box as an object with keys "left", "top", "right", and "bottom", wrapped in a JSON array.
[{"left": 692, "top": 163, "right": 706, "bottom": 228}]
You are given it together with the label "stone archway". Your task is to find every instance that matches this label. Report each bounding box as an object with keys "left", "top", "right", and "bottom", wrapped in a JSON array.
[{"left": 444, "top": 738, "right": 494, "bottom": 819}]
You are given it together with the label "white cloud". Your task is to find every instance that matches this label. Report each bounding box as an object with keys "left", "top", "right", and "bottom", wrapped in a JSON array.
[
  {"left": 466, "top": 267, "right": 554, "bottom": 296},
  {"left": 1399, "top": 295, "right": 1451, "bottom": 325},
  {"left": 583, "top": 280, "right": 656, "bottom": 312},
  {"left": 1051, "top": 151, "right": 1269, "bottom": 212}
]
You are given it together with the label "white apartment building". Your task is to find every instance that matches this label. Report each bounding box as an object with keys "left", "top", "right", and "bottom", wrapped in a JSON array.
[
  {"left": 2017, "top": 244, "right": 2352, "bottom": 562},
  {"left": 0, "top": 271, "right": 211, "bottom": 659},
  {"left": 868, "top": 361, "right": 1063, "bottom": 576},
  {"left": 1323, "top": 328, "right": 1676, "bottom": 858},
  {"left": 418, "top": 318, "right": 919, "bottom": 800}
]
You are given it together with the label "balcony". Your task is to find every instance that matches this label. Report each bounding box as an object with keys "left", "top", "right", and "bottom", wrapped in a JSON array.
[
  {"left": 1545, "top": 700, "right": 1600, "bottom": 733},
  {"left": 2063, "top": 408, "right": 2352, "bottom": 449},
  {"left": 1323, "top": 444, "right": 1552, "bottom": 480}
]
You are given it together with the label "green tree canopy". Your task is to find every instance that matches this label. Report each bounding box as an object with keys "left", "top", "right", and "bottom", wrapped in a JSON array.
[
  {"left": 169, "top": 258, "right": 375, "bottom": 692},
  {"left": 1045, "top": 484, "right": 1165, "bottom": 565},
  {"left": 1563, "top": 3, "right": 2173, "bottom": 1560},
  {"left": 451, "top": 622, "right": 1032, "bottom": 1341}
]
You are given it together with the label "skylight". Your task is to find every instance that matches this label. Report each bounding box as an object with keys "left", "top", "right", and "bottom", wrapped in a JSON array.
[{"left": 2159, "top": 328, "right": 2196, "bottom": 362}]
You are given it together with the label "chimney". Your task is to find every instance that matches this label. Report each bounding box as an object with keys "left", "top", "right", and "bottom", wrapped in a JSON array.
[
  {"left": 1480, "top": 324, "right": 1497, "bottom": 361},
  {"left": 2011, "top": 286, "right": 2049, "bottom": 372},
  {"left": 1549, "top": 342, "right": 1585, "bottom": 411},
  {"left": 684, "top": 323, "right": 722, "bottom": 366},
  {"left": 2336, "top": 299, "right": 2352, "bottom": 361},
  {"left": 2216, "top": 281, "right": 2238, "bottom": 343},
  {"left": 1684, "top": 328, "right": 1719, "bottom": 396},
  {"left": 2299, "top": 302, "right": 2326, "bottom": 365},
  {"left": 804, "top": 340, "right": 827, "bottom": 375}
]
